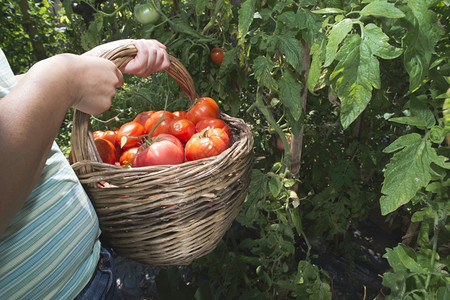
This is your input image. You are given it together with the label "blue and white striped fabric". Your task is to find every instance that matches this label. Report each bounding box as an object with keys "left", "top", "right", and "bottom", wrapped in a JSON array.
[
  {"left": 0, "top": 48, "right": 101, "bottom": 299},
  {"left": 0, "top": 49, "right": 16, "bottom": 98}
]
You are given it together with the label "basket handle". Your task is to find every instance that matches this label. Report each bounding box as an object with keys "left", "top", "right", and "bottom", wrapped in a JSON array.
[
  {"left": 70, "top": 44, "right": 198, "bottom": 169},
  {"left": 99, "top": 44, "right": 198, "bottom": 103}
]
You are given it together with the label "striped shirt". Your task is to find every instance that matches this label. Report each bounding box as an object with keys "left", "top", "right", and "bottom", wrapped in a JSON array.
[{"left": 0, "top": 49, "right": 101, "bottom": 299}]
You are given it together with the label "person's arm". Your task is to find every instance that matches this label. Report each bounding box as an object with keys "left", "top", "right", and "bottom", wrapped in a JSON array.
[
  {"left": 0, "top": 54, "right": 123, "bottom": 233},
  {"left": 0, "top": 39, "right": 169, "bottom": 234}
]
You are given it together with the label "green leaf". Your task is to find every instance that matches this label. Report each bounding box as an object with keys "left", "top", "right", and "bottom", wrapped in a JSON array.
[
  {"left": 253, "top": 56, "right": 278, "bottom": 91},
  {"left": 297, "top": 9, "right": 324, "bottom": 46},
  {"left": 409, "top": 96, "right": 436, "bottom": 129},
  {"left": 268, "top": 173, "right": 282, "bottom": 197},
  {"left": 384, "top": 244, "right": 426, "bottom": 274},
  {"left": 436, "top": 286, "right": 450, "bottom": 300},
  {"left": 277, "top": 34, "right": 303, "bottom": 72},
  {"left": 330, "top": 34, "right": 380, "bottom": 128},
  {"left": 307, "top": 42, "right": 325, "bottom": 93},
  {"left": 381, "top": 271, "right": 407, "bottom": 299},
  {"left": 389, "top": 116, "right": 427, "bottom": 128},
  {"left": 195, "top": 0, "right": 209, "bottom": 15},
  {"left": 312, "top": 8, "right": 345, "bottom": 14},
  {"left": 286, "top": 109, "right": 303, "bottom": 137},
  {"left": 273, "top": 0, "right": 294, "bottom": 12},
  {"left": 402, "top": 0, "right": 444, "bottom": 92},
  {"left": 380, "top": 133, "right": 450, "bottom": 215},
  {"left": 279, "top": 70, "right": 304, "bottom": 121},
  {"left": 363, "top": 23, "right": 403, "bottom": 60},
  {"left": 324, "top": 18, "right": 353, "bottom": 67},
  {"left": 360, "top": 0, "right": 405, "bottom": 19},
  {"left": 442, "top": 97, "right": 450, "bottom": 131},
  {"left": 289, "top": 207, "right": 302, "bottom": 237},
  {"left": 238, "top": 0, "right": 256, "bottom": 41}
]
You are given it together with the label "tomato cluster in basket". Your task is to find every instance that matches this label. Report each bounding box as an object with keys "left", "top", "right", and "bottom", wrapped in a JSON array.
[{"left": 93, "top": 97, "right": 232, "bottom": 167}]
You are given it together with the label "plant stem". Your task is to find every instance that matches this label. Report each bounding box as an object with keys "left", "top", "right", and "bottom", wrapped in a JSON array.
[
  {"left": 425, "top": 211, "right": 440, "bottom": 290},
  {"left": 301, "top": 229, "right": 312, "bottom": 260},
  {"left": 254, "top": 86, "right": 291, "bottom": 170}
]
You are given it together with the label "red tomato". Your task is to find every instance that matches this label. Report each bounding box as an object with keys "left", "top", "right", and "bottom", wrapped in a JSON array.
[
  {"left": 211, "top": 47, "right": 225, "bottom": 65},
  {"left": 102, "top": 130, "right": 118, "bottom": 146},
  {"left": 186, "top": 97, "right": 220, "bottom": 124},
  {"left": 195, "top": 118, "right": 232, "bottom": 140},
  {"left": 94, "top": 138, "right": 117, "bottom": 165},
  {"left": 93, "top": 130, "right": 105, "bottom": 140},
  {"left": 133, "top": 110, "right": 154, "bottom": 127},
  {"left": 116, "top": 121, "right": 146, "bottom": 149},
  {"left": 173, "top": 111, "right": 187, "bottom": 118},
  {"left": 144, "top": 110, "right": 175, "bottom": 137},
  {"left": 169, "top": 118, "right": 196, "bottom": 144},
  {"left": 185, "top": 128, "right": 230, "bottom": 161},
  {"left": 119, "top": 147, "right": 139, "bottom": 166},
  {"left": 132, "top": 134, "right": 184, "bottom": 167}
]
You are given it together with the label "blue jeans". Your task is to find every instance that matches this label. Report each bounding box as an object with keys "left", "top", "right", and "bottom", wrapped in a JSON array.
[{"left": 74, "top": 244, "right": 117, "bottom": 300}]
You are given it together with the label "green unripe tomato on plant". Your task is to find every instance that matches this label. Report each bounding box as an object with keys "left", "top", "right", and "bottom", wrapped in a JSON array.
[{"left": 134, "top": 3, "right": 160, "bottom": 25}]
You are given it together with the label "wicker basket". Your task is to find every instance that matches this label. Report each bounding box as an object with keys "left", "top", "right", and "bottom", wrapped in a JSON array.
[{"left": 70, "top": 44, "right": 254, "bottom": 266}]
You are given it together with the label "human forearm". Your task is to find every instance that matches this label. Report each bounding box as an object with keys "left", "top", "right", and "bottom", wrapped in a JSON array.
[
  {"left": 0, "top": 60, "right": 73, "bottom": 232},
  {"left": 0, "top": 54, "right": 122, "bottom": 233}
]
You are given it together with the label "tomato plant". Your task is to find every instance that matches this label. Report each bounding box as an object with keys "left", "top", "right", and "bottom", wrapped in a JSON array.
[
  {"left": 186, "top": 97, "right": 220, "bottom": 124},
  {"left": 24, "top": 0, "right": 448, "bottom": 298},
  {"left": 94, "top": 138, "right": 117, "bottom": 165},
  {"left": 133, "top": 3, "right": 160, "bottom": 25},
  {"left": 185, "top": 127, "right": 230, "bottom": 161},
  {"left": 210, "top": 47, "right": 225, "bottom": 66},
  {"left": 195, "top": 118, "right": 232, "bottom": 140},
  {"left": 169, "top": 117, "right": 196, "bottom": 144},
  {"left": 144, "top": 110, "right": 175, "bottom": 137},
  {"left": 132, "top": 134, "right": 184, "bottom": 167},
  {"left": 116, "top": 121, "right": 146, "bottom": 149}
]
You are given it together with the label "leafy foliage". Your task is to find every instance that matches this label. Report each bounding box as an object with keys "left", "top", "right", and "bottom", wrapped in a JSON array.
[{"left": 2, "top": 0, "right": 449, "bottom": 299}]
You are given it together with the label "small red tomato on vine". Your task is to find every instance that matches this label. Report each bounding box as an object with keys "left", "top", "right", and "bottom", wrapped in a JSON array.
[{"left": 211, "top": 47, "right": 225, "bottom": 65}]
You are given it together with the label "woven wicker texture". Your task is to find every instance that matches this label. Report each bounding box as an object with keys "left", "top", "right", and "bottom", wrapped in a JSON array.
[{"left": 70, "top": 44, "right": 254, "bottom": 266}]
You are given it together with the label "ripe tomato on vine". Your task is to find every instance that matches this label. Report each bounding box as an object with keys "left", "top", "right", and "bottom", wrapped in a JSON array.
[{"left": 210, "top": 47, "right": 225, "bottom": 66}]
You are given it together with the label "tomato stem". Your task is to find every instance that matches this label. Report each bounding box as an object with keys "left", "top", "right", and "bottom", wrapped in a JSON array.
[{"left": 145, "top": 91, "right": 170, "bottom": 143}]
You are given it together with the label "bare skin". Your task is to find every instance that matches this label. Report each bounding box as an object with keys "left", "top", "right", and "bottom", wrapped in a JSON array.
[{"left": 0, "top": 39, "right": 170, "bottom": 234}]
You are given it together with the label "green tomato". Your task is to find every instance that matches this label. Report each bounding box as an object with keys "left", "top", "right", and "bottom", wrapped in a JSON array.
[{"left": 134, "top": 4, "right": 160, "bottom": 25}]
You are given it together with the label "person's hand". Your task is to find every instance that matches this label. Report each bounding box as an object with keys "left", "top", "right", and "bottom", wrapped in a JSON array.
[
  {"left": 25, "top": 53, "right": 124, "bottom": 115},
  {"left": 83, "top": 39, "right": 171, "bottom": 77},
  {"left": 121, "top": 39, "right": 170, "bottom": 77},
  {"left": 70, "top": 54, "right": 125, "bottom": 114}
]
